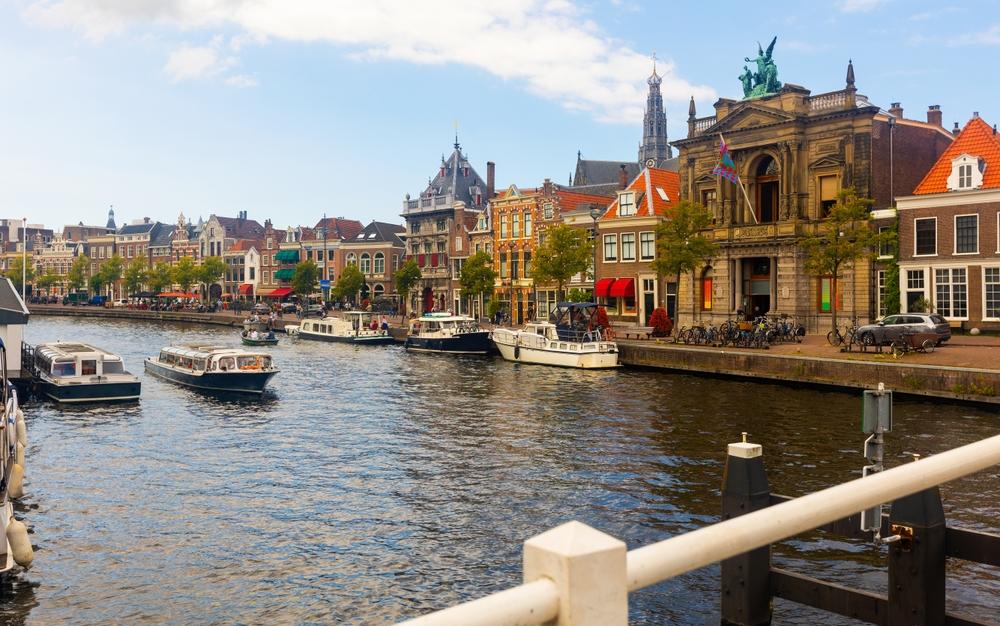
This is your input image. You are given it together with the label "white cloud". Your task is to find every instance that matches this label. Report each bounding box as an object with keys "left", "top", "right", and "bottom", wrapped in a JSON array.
[
  {"left": 838, "top": 0, "right": 889, "bottom": 13},
  {"left": 23, "top": 0, "right": 714, "bottom": 123},
  {"left": 164, "top": 45, "right": 225, "bottom": 82},
  {"left": 951, "top": 24, "right": 1000, "bottom": 45},
  {"left": 225, "top": 73, "right": 258, "bottom": 88}
]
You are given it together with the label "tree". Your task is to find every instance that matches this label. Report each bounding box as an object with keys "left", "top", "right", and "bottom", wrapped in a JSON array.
[
  {"left": 459, "top": 251, "right": 496, "bottom": 318},
  {"left": 394, "top": 258, "right": 422, "bottom": 318},
  {"left": 123, "top": 256, "right": 149, "bottom": 296},
  {"left": 36, "top": 270, "right": 60, "bottom": 295},
  {"left": 531, "top": 224, "right": 592, "bottom": 301},
  {"left": 334, "top": 264, "right": 365, "bottom": 305},
  {"left": 89, "top": 273, "right": 104, "bottom": 294},
  {"left": 99, "top": 254, "right": 125, "bottom": 297},
  {"left": 651, "top": 200, "right": 716, "bottom": 327},
  {"left": 6, "top": 256, "right": 34, "bottom": 293},
  {"left": 197, "top": 256, "right": 226, "bottom": 301},
  {"left": 881, "top": 220, "right": 901, "bottom": 317},
  {"left": 173, "top": 256, "right": 199, "bottom": 293},
  {"left": 68, "top": 255, "right": 90, "bottom": 293},
  {"left": 566, "top": 288, "right": 591, "bottom": 303},
  {"left": 292, "top": 259, "right": 320, "bottom": 301},
  {"left": 148, "top": 261, "right": 174, "bottom": 294},
  {"left": 799, "top": 187, "right": 888, "bottom": 332}
]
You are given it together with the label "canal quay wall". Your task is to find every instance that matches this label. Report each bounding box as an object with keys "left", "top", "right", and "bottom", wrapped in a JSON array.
[{"left": 28, "top": 305, "right": 998, "bottom": 404}]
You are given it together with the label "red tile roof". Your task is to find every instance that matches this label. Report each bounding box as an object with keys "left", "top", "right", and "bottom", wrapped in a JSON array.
[
  {"left": 601, "top": 167, "right": 680, "bottom": 219},
  {"left": 912, "top": 116, "right": 1000, "bottom": 194},
  {"left": 228, "top": 239, "right": 260, "bottom": 252},
  {"left": 555, "top": 189, "right": 613, "bottom": 213},
  {"left": 313, "top": 217, "right": 365, "bottom": 241}
]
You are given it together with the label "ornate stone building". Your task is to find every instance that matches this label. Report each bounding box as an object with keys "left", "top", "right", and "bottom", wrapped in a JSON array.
[{"left": 671, "top": 57, "right": 953, "bottom": 329}]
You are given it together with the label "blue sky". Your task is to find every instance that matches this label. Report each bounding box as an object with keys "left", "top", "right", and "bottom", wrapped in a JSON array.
[{"left": 2, "top": 0, "right": 997, "bottom": 231}]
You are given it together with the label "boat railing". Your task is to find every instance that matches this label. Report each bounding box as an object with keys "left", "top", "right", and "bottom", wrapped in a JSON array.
[{"left": 555, "top": 327, "right": 605, "bottom": 343}]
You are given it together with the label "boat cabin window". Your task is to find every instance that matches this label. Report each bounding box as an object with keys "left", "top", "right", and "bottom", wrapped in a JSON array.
[
  {"left": 193, "top": 359, "right": 207, "bottom": 371},
  {"left": 52, "top": 361, "right": 75, "bottom": 377},
  {"left": 81, "top": 360, "right": 97, "bottom": 376},
  {"left": 237, "top": 356, "right": 260, "bottom": 369},
  {"left": 103, "top": 361, "right": 124, "bottom": 374},
  {"left": 219, "top": 357, "right": 236, "bottom": 371},
  {"left": 261, "top": 356, "right": 272, "bottom": 369}
]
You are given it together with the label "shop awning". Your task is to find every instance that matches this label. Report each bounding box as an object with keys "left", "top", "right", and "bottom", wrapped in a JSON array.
[
  {"left": 273, "top": 268, "right": 295, "bottom": 280},
  {"left": 265, "top": 287, "right": 293, "bottom": 298},
  {"left": 594, "top": 278, "right": 616, "bottom": 297},
  {"left": 609, "top": 278, "right": 635, "bottom": 298},
  {"left": 238, "top": 284, "right": 254, "bottom": 295},
  {"left": 158, "top": 291, "right": 197, "bottom": 298},
  {"left": 275, "top": 250, "right": 300, "bottom": 263}
]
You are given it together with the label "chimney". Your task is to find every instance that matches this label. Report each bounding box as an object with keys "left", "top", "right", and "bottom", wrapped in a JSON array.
[
  {"left": 953, "top": 122, "right": 961, "bottom": 136},
  {"left": 973, "top": 111, "right": 980, "bottom": 119},
  {"left": 619, "top": 164, "right": 628, "bottom": 190},
  {"left": 486, "top": 161, "right": 495, "bottom": 199},
  {"left": 543, "top": 177, "right": 553, "bottom": 196},
  {"left": 144, "top": 217, "right": 150, "bottom": 224},
  {"left": 888, "top": 102, "right": 903, "bottom": 119},
  {"left": 926, "top": 105, "right": 942, "bottom": 127}
]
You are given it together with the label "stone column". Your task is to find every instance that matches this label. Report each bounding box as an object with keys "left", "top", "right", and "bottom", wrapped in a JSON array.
[
  {"left": 733, "top": 258, "right": 743, "bottom": 316},
  {"left": 770, "top": 256, "right": 779, "bottom": 314}
]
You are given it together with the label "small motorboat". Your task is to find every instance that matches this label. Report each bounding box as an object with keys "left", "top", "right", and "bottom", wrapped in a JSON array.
[
  {"left": 145, "top": 345, "right": 279, "bottom": 394},
  {"left": 29, "top": 341, "right": 141, "bottom": 403},
  {"left": 240, "top": 329, "right": 279, "bottom": 346},
  {"left": 404, "top": 312, "right": 494, "bottom": 355},
  {"left": 490, "top": 302, "right": 619, "bottom": 369}
]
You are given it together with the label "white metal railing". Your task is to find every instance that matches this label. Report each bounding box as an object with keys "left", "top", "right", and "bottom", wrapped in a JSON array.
[{"left": 397, "top": 433, "right": 1000, "bottom": 626}]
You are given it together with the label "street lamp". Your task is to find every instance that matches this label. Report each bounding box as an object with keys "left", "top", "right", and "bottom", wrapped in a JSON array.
[
  {"left": 321, "top": 213, "right": 329, "bottom": 303},
  {"left": 589, "top": 206, "right": 602, "bottom": 302}
]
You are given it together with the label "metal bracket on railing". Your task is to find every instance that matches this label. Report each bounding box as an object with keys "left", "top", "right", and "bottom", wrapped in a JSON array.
[{"left": 861, "top": 383, "right": 893, "bottom": 539}]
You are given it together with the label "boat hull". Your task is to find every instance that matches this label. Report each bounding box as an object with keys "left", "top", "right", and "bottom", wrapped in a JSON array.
[
  {"left": 404, "top": 331, "right": 494, "bottom": 355},
  {"left": 492, "top": 337, "right": 619, "bottom": 369},
  {"left": 39, "top": 379, "right": 141, "bottom": 403},
  {"left": 241, "top": 337, "right": 279, "bottom": 346},
  {"left": 298, "top": 330, "right": 395, "bottom": 345},
  {"left": 144, "top": 359, "right": 276, "bottom": 394}
]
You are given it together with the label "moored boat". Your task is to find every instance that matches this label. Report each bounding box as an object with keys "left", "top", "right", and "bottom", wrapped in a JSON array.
[
  {"left": 404, "top": 312, "right": 494, "bottom": 355},
  {"left": 144, "top": 345, "right": 279, "bottom": 394},
  {"left": 490, "top": 303, "right": 619, "bottom": 369},
  {"left": 297, "top": 312, "right": 395, "bottom": 345},
  {"left": 30, "top": 341, "right": 141, "bottom": 403}
]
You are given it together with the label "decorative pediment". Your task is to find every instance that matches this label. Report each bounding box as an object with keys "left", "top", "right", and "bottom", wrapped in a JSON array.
[
  {"left": 694, "top": 173, "right": 718, "bottom": 185},
  {"left": 709, "top": 104, "right": 796, "bottom": 133},
  {"left": 503, "top": 184, "right": 521, "bottom": 198},
  {"left": 809, "top": 155, "right": 845, "bottom": 170}
]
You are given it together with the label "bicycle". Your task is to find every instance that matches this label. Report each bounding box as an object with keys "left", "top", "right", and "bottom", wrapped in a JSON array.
[
  {"left": 826, "top": 316, "right": 859, "bottom": 347},
  {"left": 890, "top": 332, "right": 936, "bottom": 358}
]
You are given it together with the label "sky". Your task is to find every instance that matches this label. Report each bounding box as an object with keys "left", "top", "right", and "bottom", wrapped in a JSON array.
[{"left": 2, "top": 0, "right": 998, "bottom": 231}]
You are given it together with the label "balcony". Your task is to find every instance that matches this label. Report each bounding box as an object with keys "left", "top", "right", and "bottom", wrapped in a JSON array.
[{"left": 403, "top": 193, "right": 455, "bottom": 214}]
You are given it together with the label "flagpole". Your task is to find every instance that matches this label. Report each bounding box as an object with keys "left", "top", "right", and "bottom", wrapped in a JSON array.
[{"left": 718, "top": 133, "right": 758, "bottom": 225}]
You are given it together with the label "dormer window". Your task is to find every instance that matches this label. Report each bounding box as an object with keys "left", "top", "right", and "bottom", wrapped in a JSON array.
[
  {"left": 619, "top": 191, "right": 636, "bottom": 216},
  {"left": 947, "top": 154, "right": 985, "bottom": 191}
]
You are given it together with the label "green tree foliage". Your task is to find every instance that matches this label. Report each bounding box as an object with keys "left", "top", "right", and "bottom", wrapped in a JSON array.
[
  {"left": 394, "top": 258, "right": 422, "bottom": 317},
  {"left": 36, "top": 270, "right": 60, "bottom": 294},
  {"left": 148, "top": 261, "right": 174, "bottom": 294},
  {"left": 799, "top": 188, "right": 888, "bottom": 331},
  {"left": 172, "top": 256, "right": 199, "bottom": 293},
  {"left": 68, "top": 255, "right": 90, "bottom": 292},
  {"left": 651, "top": 200, "right": 716, "bottom": 324},
  {"left": 292, "top": 259, "right": 320, "bottom": 300},
  {"left": 89, "top": 273, "right": 104, "bottom": 294},
  {"left": 566, "top": 288, "right": 591, "bottom": 303},
  {"left": 123, "top": 256, "right": 149, "bottom": 296},
  {"left": 334, "top": 264, "right": 365, "bottom": 303},
  {"left": 197, "top": 256, "right": 226, "bottom": 300},
  {"left": 99, "top": 254, "right": 125, "bottom": 291},
  {"left": 6, "top": 256, "right": 34, "bottom": 292},
  {"left": 881, "top": 220, "right": 901, "bottom": 317},
  {"left": 530, "top": 224, "right": 592, "bottom": 301},
  {"left": 459, "top": 251, "right": 496, "bottom": 313}
]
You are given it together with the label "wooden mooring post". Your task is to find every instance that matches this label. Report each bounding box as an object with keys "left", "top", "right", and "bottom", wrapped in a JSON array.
[{"left": 887, "top": 485, "right": 946, "bottom": 624}]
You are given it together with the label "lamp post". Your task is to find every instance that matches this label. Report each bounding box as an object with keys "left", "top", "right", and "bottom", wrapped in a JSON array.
[
  {"left": 321, "top": 213, "right": 329, "bottom": 303},
  {"left": 21, "top": 217, "right": 27, "bottom": 303},
  {"left": 589, "top": 207, "right": 602, "bottom": 302}
]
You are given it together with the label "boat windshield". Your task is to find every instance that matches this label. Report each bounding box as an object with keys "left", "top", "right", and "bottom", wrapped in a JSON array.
[
  {"left": 81, "top": 359, "right": 97, "bottom": 376},
  {"left": 52, "top": 360, "right": 75, "bottom": 377},
  {"left": 103, "top": 361, "right": 125, "bottom": 374}
]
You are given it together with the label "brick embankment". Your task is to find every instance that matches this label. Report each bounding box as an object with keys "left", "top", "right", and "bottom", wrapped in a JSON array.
[{"left": 618, "top": 337, "right": 1000, "bottom": 405}]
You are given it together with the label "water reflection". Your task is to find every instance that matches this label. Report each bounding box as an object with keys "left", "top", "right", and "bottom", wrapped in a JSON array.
[{"left": 4, "top": 316, "right": 998, "bottom": 625}]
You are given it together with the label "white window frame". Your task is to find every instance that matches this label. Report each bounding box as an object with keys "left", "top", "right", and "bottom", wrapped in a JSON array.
[
  {"left": 876, "top": 269, "right": 888, "bottom": 318},
  {"left": 913, "top": 217, "right": 937, "bottom": 257},
  {"left": 618, "top": 192, "right": 636, "bottom": 216},
  {"left": 933, "top": 265, "right": 969, "bottom": 321},
  {"left": 983, "top": 265, "right": 1000, "bottom": 321},
  {"left": 620, "top": 232, "right": 636, "bottom": 262},
  {"left": 902, "top": 267, "right": 929, "bottom": 314},
  {"left": 996, "top": 211, "right": 1000, "bottom": 254},
  {"left": 639, "top": 231, "right": 655, "bottom": 261},
  {"left": 374, "top": 252, "right": 385, "bottom": 274},
  {"left": 953, "top": 214, "right": 979, "bottom": 255},
  {"left": 877, "top": 226, "right": 893, "bottom": 260},
  {"left": 603, "top": 234, "right": 618, "bottom": 262}
]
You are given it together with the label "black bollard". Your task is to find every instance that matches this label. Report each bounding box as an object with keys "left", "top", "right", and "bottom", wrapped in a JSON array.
[
  {"left": 721, "top": 433, "right": 772, "bottom": 626},
  {"left": 887, "top": 485, "right": 946, "bottom": 625}
]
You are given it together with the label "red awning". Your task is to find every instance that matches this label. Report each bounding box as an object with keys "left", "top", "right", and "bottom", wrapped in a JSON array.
[
  {"left": 266, "top": 287, "right": 293, "bottom": 298},
  {"left": 609, "top": 278, "right": 635, "bottom": 298},
  {"left": 158, "top": 291, "right": 197, "bottom": 298},
  {"left": 238, "top": 284, "right": 254, "bottom": 295},
  {"left": 595, "top": 278, "right": 616, "bottom": 297}
]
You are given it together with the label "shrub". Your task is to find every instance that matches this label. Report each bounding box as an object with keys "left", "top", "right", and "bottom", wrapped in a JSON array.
[{"left": 648, "top": 307, "right": 673, "bottom": 336}]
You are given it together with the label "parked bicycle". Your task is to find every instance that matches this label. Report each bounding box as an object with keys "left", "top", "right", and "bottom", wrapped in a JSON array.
[
  {"left": 826, "top": 316, "right": 860, "bottom": 347},
  {"left": 890, "top": 331, "right": 936, "bottom": 358}
]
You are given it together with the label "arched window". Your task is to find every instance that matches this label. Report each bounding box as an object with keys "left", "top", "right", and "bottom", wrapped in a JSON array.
[
  {"left": 374, "top": 252, "right": 385, "bottom": 274},
  {"left": 374, "top": 284, "right": 385, "bottom": 297},
  {"left": 753, "top": 155, "right": 780, "bottom": 224},
  {"left": 360, "top": 253, "right": 371, "bottom": 274},
  {"left": 701, "top": 266, "right": 714, "bottom": 311},
  {"left": 346, "top": 253, "right": 357, "bottom": 267}
]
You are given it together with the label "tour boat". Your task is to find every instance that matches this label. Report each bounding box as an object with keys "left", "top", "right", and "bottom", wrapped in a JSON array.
[
  {"left": 490, "top": 303, "right": 619, "bottom": 369},
  {"left": 404, "top": 312, "right": 494, "bottom": 355},
  {"left": 297, "top": 312, "right": 395, "bottom": 345},
  {"left": 30, "top": 342, "right": 141, "bottom": 403},
  {"left": 144, "top": 345, "right": 279, "bottom": 394}
]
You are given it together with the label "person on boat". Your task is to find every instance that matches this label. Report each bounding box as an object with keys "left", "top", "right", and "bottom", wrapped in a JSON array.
[
  {"left": 380, "top": 316, "right": 389, "bottom": 331},
  {"left": 251, "top": 329, "right": 259, "bottom": 340},
  {"left": 369, "top": 318, "right": 379, "bottom": 331}
]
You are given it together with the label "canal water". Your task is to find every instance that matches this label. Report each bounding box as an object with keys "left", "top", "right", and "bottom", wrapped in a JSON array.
[{"left": 3, "top": 316, "right": 998, "bottom": 625}]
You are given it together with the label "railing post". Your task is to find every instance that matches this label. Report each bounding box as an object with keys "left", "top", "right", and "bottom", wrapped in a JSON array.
[
  {"left": 721, "top": 433, "right": 772, "bottom": 626},
  {"left": 888, "top": 485, "right": 945, "bottom": 625},
  {"left": 523, "top": 521, "right": 627, "bottom": 626}
]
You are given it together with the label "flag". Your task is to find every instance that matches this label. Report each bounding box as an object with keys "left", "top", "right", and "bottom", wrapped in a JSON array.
[{"left": 712, "top": 137, "right": 739, "bottom": 184}]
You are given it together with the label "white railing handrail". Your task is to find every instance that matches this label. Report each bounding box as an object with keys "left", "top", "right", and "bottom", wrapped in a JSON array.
[{"left": 398, "top": 433, "right": 1000, "bottom": 625}]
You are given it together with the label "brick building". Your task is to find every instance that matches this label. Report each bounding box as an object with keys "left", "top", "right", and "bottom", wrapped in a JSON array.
[{"left": 337, "top": 221, "right": 405, "bottom": 306}]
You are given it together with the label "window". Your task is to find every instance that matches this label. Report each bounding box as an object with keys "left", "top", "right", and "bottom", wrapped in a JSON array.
[
  {"left": 985, "top": 267, "right": 1000, "bottom": 319},
  {"left": 818, "top": 276, "right": 842, "bottom": 312},
  {"left": 959, "top": 164, "right": 972, "bottom": 189},
  {"left": 393, "top": 254, "right": 400, "bottom": 271},
  {"left": 436, "top": 219, "right": 446, "bottom": 231},
  {"left": 436, "top": 241, "right": 446, "bottom": 253},
  {"left": 500, "top": 216, "right": 508, "bottom": 239},
  {"left": 360, "top": 253, "right": 371, "bottom": 274},
  {"left": 499, "top": 253, "right": 508, "bottom": 279},
  {"left": 621, "top": 233, "right": 636, "bottom": 261},
  {"left": 877, "top": 270, "right": 888, "bottom": 317},
  {"left": 915, "top": 218, "right": 936, "bottom": 255},
  {"left": 543, "top": 203, "right": 554, "bottom": 219},
  {"left": 263, "top": 270, "right": 269, "bottom": 284},
  {"left": 955, "top": 215, "right": 978, "bottom": 254},
  {"left": 512, "top": 214, "right": 520, "bottom": 238},
  {"left": 603, "top": 234, "right": 617, "bottom": 262},
  {"left": 423, "top": 242, "right": 432, "bottom": 254},
  {"left": 346, "top": 253, "right": 357, "bottom": 266},
  {"left": 524, "top": 213, "right": 532, "bottom": 238},
  {"left": 905, "top": 269, "right": 925, "bottom": 311},
  {"left": 819, "top": 175, "right": 837, "bottom": 216},
  {"left": 374, "top": 252, "right": 385, "bottom": 274},
  {"left": 935, "top": 268, "right": 967, "bottom": 318},
  {"left": 455, "top": 236, "right": 463, "bottom": 252},
  {"left": 701, "top": 189, "right": 717, "bottom": 213},
  {"left": 702, "top": 270, "right": 713, "bottom": 311},
  {"left": 878, "top": 226, "right": 894, "bottom": 259},
  {"left": 249, "top": 267, "right": 255, "bottom": 280},
  {"left": 619, "top": 192, "right": 636, "bottom": 216},
  {"left": 511, "top": 254, "right": 520, "bottom": 279},
  {"left": 948, "top": 155, "right": 984, "bottom": 191},
  {"left": 411, "top": 222, "right": 420, "bottom": 234},
  {"left": 639, "top": 232, "right": 656, "bottom": 261}
]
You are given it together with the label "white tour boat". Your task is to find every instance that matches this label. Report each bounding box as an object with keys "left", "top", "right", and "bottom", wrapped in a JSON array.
[
  {"left": 145, "top": 345, "right": 279, "bottom": 394},
  {"left": 30, "top": 341, "right": 141, "bottom": 403},
  {"left": 404, "top": 312, "right": 494, "bottom": 355},
  {"left": 297, "top": 311, "right": 395, "bottom": 345},
  {"left": 490, "top": 303, "right": 619, "bottom": 369}
]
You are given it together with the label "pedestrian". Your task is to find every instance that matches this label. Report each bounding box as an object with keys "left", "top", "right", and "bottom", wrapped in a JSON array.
[{"left": 380, "top": 316, "right": 389, "bottom": 331}]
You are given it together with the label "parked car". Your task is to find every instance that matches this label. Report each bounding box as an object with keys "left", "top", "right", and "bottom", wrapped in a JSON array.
[
  {"left": 112, "top": 299, "right": 128, "bottom": 308},
  {"left": 856, "top": 313, "right": 951, "bottom": 347},
  {"left": 88, "top": 295, "right": 108, "bottom": 307},
  {"left": 252, "top": 303, "right": 272, "bottom": 315},
  {"left": 280, "top": 302, "right": 297, "bottom": 314}
]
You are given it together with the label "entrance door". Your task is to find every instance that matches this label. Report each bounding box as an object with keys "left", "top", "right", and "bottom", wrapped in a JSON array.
[
  {"left": 744, "top": 257, "right": 771, "bottom": 318},
  {"left": 642, "top": 278, "right": 656, "bottom": 325},
  {"left": 666, "top": 282, "right": 677, "bottom": 321},
  {"left": 422, "top": 287, "right": 433, "bottom": 313}
]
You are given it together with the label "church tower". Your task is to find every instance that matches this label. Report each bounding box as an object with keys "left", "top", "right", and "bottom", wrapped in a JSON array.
[
  {"left": 106, "top": 205, "right": 117, "bottom": 230},
  {"left": 638, "top": 59, "right": 671, "bottom": 166}
]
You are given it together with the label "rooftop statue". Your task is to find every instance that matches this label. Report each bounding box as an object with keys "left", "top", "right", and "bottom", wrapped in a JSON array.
[{"left": 741, "top": 36, "right": 782, "bottom": 99}]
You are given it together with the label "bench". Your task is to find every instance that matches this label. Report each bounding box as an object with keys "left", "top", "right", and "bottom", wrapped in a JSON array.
[{"left": 622, "top": 326, "right": 655, "bottom": 340}]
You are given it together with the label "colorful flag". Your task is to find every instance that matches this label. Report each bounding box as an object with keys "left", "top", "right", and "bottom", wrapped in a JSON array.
[{"left": 712, "top": 137, "right": 739, "bottom": 184}]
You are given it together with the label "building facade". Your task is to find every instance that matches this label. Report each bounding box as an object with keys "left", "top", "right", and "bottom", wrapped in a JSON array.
[{"left": 337, "top": 221, "right": 405, "bottom": 306}]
